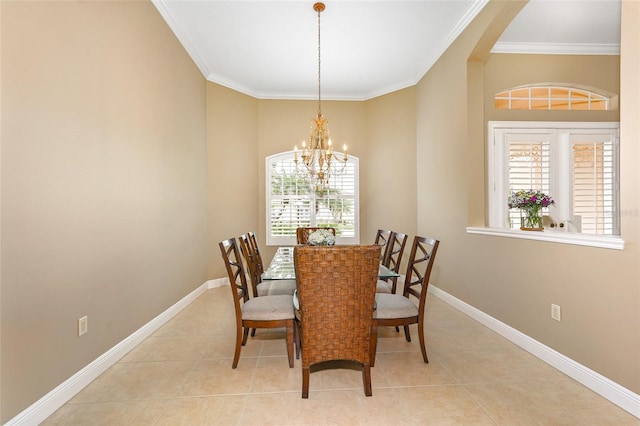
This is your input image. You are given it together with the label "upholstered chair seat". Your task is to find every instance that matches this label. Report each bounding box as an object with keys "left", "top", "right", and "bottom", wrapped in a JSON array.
[
  {"left": 374, "top": 293, "right": 419, "bottom": 319},
  {"left": 241, "top": 295, "right": 295, "bottom": 320}
]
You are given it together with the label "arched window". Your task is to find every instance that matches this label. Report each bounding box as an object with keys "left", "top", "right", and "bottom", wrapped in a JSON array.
[
  {"left": 495, "top": 85, "right": 612, "bottom": 110},
  {"left": 266, "top": 151, "right": 359, "bottom": 246}
]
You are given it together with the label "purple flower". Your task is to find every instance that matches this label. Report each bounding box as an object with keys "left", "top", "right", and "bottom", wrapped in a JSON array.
[{"left": 507, "top": 190, "right": 555, "bottom": 210}]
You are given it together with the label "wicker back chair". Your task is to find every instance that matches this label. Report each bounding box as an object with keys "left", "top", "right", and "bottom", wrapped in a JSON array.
[
  {"left": 371, "top": 236, "right": 439, "bottom": 367},
  {"left": 376, "top": 231, "right": 408, "bottom": 294},
  {"left": 294, "top": 245, "right": 380, "bottom": 398},
  {"left": 295, "top": 227, "right": 336, "bottom": 245},
  {"left": 219, "top": 237, "right": 295, "bottom": 368}
]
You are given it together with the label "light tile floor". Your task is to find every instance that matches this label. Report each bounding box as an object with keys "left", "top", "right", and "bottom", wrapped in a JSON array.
[{"left": 44, "top": 287, "right": 640, "bottom": 425}]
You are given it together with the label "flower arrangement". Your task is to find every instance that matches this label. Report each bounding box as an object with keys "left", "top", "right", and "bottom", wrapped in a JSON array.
[
  {"left": 508, "top": 190, "right": 555, "bottom": 230},
  {"left": 307, "top": 229, "right": 335, "bottom": 246}
]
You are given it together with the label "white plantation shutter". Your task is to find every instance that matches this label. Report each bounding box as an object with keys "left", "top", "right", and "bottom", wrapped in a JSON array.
[
  {"left": 571, "top": 134, "right": 617, "bottom": 235},
  {"left": 269, "top": 198, "right": 311, "bottom": 237},
  {"left": 269, "top": 158, "right": 311, "bottom": 238},
  {"left": 507, "top": 137, "right": 551, "bottom": 228},
  {"left": 266, "top": 152, "right": 359, "bottom": 245},
  {"left": 317, "top": 162, "right": 356, "bottom": 238}
]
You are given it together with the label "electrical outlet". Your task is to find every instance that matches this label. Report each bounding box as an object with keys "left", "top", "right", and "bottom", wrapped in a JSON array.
[
  {"left": 78, "top": 316, "right": 88, "bottom": 336},
  {"left": 551, "top": 304, "right": 561, "bottom": 322}
]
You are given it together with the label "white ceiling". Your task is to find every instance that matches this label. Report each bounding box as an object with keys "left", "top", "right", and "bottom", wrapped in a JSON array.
[{"left": 153, "top": 0, "right": 620, "bottom": 101}]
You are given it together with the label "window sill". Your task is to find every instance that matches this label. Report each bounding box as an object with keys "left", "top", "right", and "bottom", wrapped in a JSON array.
[{"left": 466, "top": 227, "right": 625, "bottom": 250}]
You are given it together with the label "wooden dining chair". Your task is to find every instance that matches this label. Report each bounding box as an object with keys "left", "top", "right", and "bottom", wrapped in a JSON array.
[
  {"left": 219, "top": 237, "right": 295, "bottom": 368},
  {"left": 295, "top": 227, "right": 336, "bottom": 245},
  {"left": 239, "top": 233, "right": 296, "bottom": 297},
  {"left": 247, "top": 231, "right": 265, "bottom": 276},
  {"left": 370, "top": 235, "right": 439, "bottom": 367},
  {"left": 374, "top": 229, "right": 393, "bottom": 263},
  {"left": 294, "top": 245, "right": 380, "bottom": 398},
  {"left": 376, "top": 231, "right": 408, "bottom": 294}
]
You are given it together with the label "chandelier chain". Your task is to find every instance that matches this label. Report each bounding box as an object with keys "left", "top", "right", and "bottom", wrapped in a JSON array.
[
  {"left": 317, "top": 5, "right": 322, "bottom": 116},
  {"left": 293, "top": 2, "right": 347, "bottom": 193}
]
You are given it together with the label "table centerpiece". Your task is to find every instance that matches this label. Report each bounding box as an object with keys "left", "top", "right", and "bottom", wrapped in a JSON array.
[{"left": 307, "top": 229, "right": 335, "bottom": 246}]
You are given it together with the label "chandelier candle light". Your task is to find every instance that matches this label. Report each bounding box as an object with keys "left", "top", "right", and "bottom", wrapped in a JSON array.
[{"left": 294, "top": 2, "right": 348, "bottom": 192}]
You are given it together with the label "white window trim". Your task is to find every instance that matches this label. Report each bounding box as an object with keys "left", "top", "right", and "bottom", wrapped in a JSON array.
[
  {"left": 477, "top": 121, "right": 625, "bottom": 250},
  {"left": 265, "top": 151, "right": 360, "bottom": 246}
]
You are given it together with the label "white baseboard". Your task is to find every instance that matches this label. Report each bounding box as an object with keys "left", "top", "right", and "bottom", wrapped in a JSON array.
[
  {"left": 5, "top": 282, "right": 211, "bottom": 426},
  {"left": 207, "top": 277, "right": 229, "bottom": 289},
  {"left": 428, "top": 285, "right": 640, "bottom": 419}
]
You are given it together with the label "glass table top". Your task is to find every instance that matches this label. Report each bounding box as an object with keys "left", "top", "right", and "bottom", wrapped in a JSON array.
[{"left": 262, "top": 246, "right": 400, "bottom": 281}]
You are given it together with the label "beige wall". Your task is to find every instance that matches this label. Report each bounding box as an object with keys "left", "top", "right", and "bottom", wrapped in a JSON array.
[
  {"left": 206, "top": 83, "right": 258, "bottom": 278},
  {"left": 618, "top": 0, "right": 640, "bottom": 393},
  {"left": 0, "top": 1, "right": 207, "bottom": 421},
  {"left": 417, "top": 0, "right": 639, "bottom": 395},
  {"left": 363, "top": 88, "right": 417, "bottom": 240}
]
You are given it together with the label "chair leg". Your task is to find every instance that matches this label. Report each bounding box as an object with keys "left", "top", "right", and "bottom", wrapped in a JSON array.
[
  {"left": 241, "top": 327, "right": 250, "bottom": 346},
  {"left": 286, "top": 320, "right": 294, "bottom": 368},
  {"left": 392, "top": 277, "right": 399, "bottom": 332},
  {"left": 370, "top": 325, "right": 378, "bottom": 367},
  {"left": 418, "top": 319, "right": 429, "bottom": 363},
  {"left": 232, "top": 326, "right": 242, "bottom": 369},
  {"left": 250, "top": 328, "right": 256, "bottom": 337},
  {"left": 362, "top": 363, "right": 372, "bottom": 397},
  {"left": 403, "top": 325, "right": 411, "bottom": 342},
  {"left": 294, "top": 319, "right": 301, "bottom": 360},
  {"left": 302, "top": 367, "right": 310, "bottom": 398}
]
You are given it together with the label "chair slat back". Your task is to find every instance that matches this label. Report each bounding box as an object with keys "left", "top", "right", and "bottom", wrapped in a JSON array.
[
  {"left": 374, "top": 229, "right": 393, "bottom": 264},
  {"left": 294, "top": 245, "right": 380, "bottom": 367},
  {"left": 247, "top": 231, "right": 264, "bottom": 275},
  {"left": 386, "top": 231, "right": 408, "bottom": 273},
  {"left": 402, "top": 236, "right": 439, "bottom": 309},
  {"left": 219, "top": 238, "right": 250, "bottom": 311},
  {"left": 238, "top": 234, "right": 260, "bottom": 297}
]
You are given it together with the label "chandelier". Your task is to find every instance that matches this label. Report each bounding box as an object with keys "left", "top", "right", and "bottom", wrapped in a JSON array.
[{"left": 294, "top": 2, "right": 347, "bottom": 192}]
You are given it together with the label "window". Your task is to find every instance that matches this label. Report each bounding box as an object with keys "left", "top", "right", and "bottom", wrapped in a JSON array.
[
  {"left": 495, "top": 85, "right": 611, "bottom": 110},
  {"left": 488, "top": 121, "right": 620, "bottom": 238},
  {"left": 266, "top": 151, "right": 359, "bottom": 246}
]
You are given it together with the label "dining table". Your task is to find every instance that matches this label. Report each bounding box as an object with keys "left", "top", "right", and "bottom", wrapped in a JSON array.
[{"left": 262, "top": 246, "right": 400, "bottom": 281}]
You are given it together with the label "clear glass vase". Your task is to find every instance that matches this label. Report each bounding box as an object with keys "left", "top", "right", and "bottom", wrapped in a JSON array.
[{"left": 520, "top": 206, "right": 543, "bottom": 231}]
